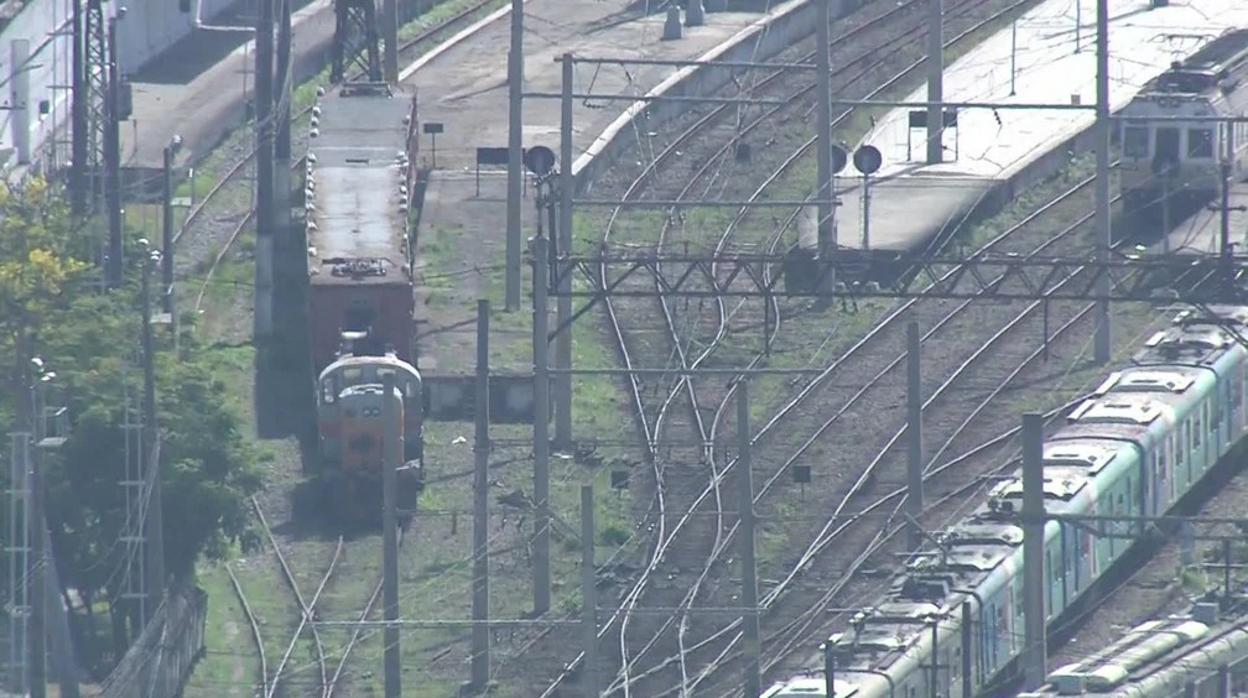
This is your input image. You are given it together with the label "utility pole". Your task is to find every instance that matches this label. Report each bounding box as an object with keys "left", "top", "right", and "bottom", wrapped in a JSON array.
[
  {"left": 104, "top": 11, "right": 123, "bottom": 287},
  {"left": 739, "top": 383, "right": 762, "bottom": 698},
  {"left": 1021, "top": 413, "right": 1046, "bottom": 691},
  {"left": 531, "top": 236, "right": 552, "bottom": 615},
  {"left": 1219, "top": 122, "right": 1234, "bottom": 282},
  {"left": 274, "top": 0, "right": 292, "bottom": 238},
  {"left": 70, "top": 0, "right": 87, "bottom": 215},
  {"left": 580, "top": 484, "right": 598, "bottom": 698},
  {"left": 469, "top": 299, "right": 491, "bottom": 693},
  {"left": 555, "top": 53, "right": 573, "bottom": 450},
  {"left": 382, "top": 373, "right": 401, "bottom": 698},
  {"left": 140, "top": 244, "right": 165, "bottom": 619},
  {"left": 28, "top": 432, "right": 45, "bottom": 698},
  {"left": 161, "top": 137, "right": 182, "bottom": 320},
  {"left": 815, "top": 0, "right": 834, "bottom": 281},
  {"left": 1092, "top": 0, "right": 1111, "bottom": 363},
  {"left": 925, "top": 0, "right": 943, "bottom": 164},
  {"left": 254, "top": 0, "right": 275, "bottom": 340},
  {"left": 906, "top": 321, "right": 923, "bottom": 550},
  {"left": 504, "top": 0, "right": 524, "bottom": 311},
  {"left": 382, "top": 0, "right": 398, "bottom": 83}
]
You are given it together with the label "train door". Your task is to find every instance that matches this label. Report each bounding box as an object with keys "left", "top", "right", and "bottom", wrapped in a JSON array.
[{"left": 1156, "top": 127, "right": 1181, "bottom": 171}]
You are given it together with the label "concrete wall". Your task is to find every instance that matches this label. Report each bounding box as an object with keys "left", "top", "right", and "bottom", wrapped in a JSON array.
[
  {"left": 114, "top": 0, "right": 239, "bottom": 75},
  {"left": 0, "top": 0, "right": 240, "bottom": 174},
  {"left": 0, "top": 0, "right": 79, "bottom": 171}
]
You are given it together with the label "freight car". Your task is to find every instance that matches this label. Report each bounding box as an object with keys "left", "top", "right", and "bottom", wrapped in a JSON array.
[
  {"left": 1119, "top": 29, "right": 1248, "bottom": 214},
  {"left": 304, "top": 81, "right": 423, "bottom": 522},
  {"left": 305, "top": 81, "right": 417, "bottom": 371},
  {"left": 763, "top": 306, "right": 1248, "bottom": 697}
]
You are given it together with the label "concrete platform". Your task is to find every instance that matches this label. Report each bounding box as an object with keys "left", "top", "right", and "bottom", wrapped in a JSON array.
[
  {"left": 120, "top": 0, "right": 335, "bottom": 172},
  {"left": 406, "top": 3, "right": 765, "bottom": 370},
  {"left": 806, "top": 0, "right": 1248, "bottom": 255},
  {"left": 1159, "top": 181, "right": 1248, "bottom": 256}
]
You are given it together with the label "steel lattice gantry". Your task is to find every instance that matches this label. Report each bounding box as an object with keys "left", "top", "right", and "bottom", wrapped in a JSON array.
[
  {"left": 544, "top": 251, "right": 1248, "bottom": 335},
  {"left": 81, "top": 0, "right": 108, "bottom": 209},
  {"left": 331, "top": 0, "right": 381, "bottom": 83}
]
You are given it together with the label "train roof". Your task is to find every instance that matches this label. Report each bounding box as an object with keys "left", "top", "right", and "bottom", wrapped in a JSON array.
[
  {"left": 306, "top": 83, "right": 414, "bottom": 287},
  {"left": 1139, "top": 29, "right": 1248, "bottom": 95}
]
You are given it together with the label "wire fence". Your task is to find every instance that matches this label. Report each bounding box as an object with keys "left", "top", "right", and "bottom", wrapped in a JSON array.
[{"left": 98, "top": 585, "right": 206, "bottom": 698}]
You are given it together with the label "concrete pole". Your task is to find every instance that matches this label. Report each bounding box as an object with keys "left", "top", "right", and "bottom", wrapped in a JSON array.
[
  {"left": 254, "top": 0, "right": 275, "bottom": 339},
  {"left": 28, "top": 434, "right": 45, "bottom": 698},
  {"left": 10, "top": 39, "right": 30, "bottom": 165},
  {"left": 274, "top": 0, "right": 292, "bottom": 236},
  {"left": 505, "top": 0, "right": 524, "bottom": 311},
  {"left": 532, "top": 237, "right": 552, "bottom": 615},
  {"left": 961, "top": 601, "right": 973, "bottom": 697},
  {"left": 906, "top": 321, "right": 923, "bottom": 550},
  {"left": 71, "top": 0, "right": 87, "bottom": 215},
  {"left": 140, "top": 251, "right": 165, "bottom": 620},
  {"left": 470, "top": 299, "right": 491, "bottom": 692},
  {"left": 162, "top": 143, "right": 176, "bottom": 317},
  {"left": 383, "top": 0, "right": 398, "bottom": 83},
  {"left": 1220, "top": 123, "right": 1234, "bottom": 281},
  {"left": 925, "top": 0, "right": 943, "bottom": 165},
  {"left": 739, "top": 383, "right": 762, "bottom": 698},
  {"left": 104, "top": 18, "right": 123, "bottom": 288},
  {"left": 43, "top": 525, "right": 79, "bottom": 698},
  {"left": 580, "top": 484, "right": 598, "bottom": 697},
  {"left": 382, "top": 373, "right": 401, "bottom": 697},
  {"left": 1092, "top": 0, "right": 1111, "bottom": 364},
  {"left": 1021, "top": 413, "right": 1047, "bottom": 691},
  {"left": 815, "top": 0, "right": 834, "bottom": 268},
  {"left": 555, "top": 54, "right": 574, "bottom": 450}
]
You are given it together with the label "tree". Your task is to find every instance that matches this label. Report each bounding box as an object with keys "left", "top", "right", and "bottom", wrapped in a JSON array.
[{"left": 0, "top": 179, "right": 261, "bottom": 667}]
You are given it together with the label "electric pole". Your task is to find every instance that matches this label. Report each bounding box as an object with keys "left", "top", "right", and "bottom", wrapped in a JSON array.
[
  {"left": 70, "top": 0, "right": 87, "bottom": 216},
  {"left": 815, "top": 0, "right": 834, "bottom": 279},
  {"left": 470, "top": 299, "right": 491, "bottom": 692},
  {"left": 505, "top": 0, "right": 524, "bottom": 311},
  {"left": 382, "top": 372, "right": 401, "bottom": 698},
  {"left": 104, "top": 11, "right": 123, "bottom": 287},
  {"left": 383, "top": 0, "right": 398, "bottom": 83},
  {"left": 254, "top": 0, "right": 275, "bottom": 339},
  {"left": 140, "top": 243, "right": 166, "bottom": 619},
  {"left": 1092, "top": 0, "right": 1111, "bottom": 363},
  {"left": 926, "top": 0, "right": 944, "bottom": 164}
]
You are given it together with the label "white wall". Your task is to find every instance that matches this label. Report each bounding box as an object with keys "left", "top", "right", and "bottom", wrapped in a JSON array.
[{"left": 0, "top": 0, "right": 238, "bottom": 173}]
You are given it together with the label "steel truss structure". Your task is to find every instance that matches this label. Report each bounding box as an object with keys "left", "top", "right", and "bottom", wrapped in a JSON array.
[
  {"left": 544, "top": 251, "right": 1248, "bottom": 329},
  {"left": 331, "top": 0, "right": 382, "bottom": 83}
]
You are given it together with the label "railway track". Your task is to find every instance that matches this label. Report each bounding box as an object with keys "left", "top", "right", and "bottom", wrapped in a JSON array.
[{"left": 544, "top": 0, "right": 1045, "bottom": 693}]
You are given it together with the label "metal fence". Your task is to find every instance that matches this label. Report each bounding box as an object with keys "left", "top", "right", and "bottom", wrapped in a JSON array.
[{"left": 98, "top": 585, "right": 206, "bottom": 698}]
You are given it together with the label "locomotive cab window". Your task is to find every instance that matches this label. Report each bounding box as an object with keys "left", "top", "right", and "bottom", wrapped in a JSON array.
[
  {"left": 1123, "top": 125, "right": 1149, "bottom": 157},
  {"left": 1187, "top": 128, "right": 1214, "bottom": 158}
]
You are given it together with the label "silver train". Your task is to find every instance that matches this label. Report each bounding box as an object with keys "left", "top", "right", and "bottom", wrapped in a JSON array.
[{"left": 1119, "top": 29, "right": 1248, "bottom": 213}]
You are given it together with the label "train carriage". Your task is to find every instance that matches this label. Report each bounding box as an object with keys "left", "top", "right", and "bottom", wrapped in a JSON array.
[
  {"left": 304, "top": 81, "right": 424, "bottom": 522},
  {"left": 1119, "top": 29, "right": 1248, "bottom": 214},
  {"left": 764, "top": 308, "right": 1248, "bottom": 697}
]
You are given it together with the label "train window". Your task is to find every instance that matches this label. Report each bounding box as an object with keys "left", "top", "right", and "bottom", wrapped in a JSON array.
[
  {"left": 1193, "top": 412, "right": 1201, "bottom": 447},
  {"left": 1188, "top": 128, "right": 1214, "bottom": 158},
  {"left": 1175, "top": 431, "right": 1184, "bottom": 467},
  {"left": 1123, "top": 126, "right": 1149, "bottom": 157}
]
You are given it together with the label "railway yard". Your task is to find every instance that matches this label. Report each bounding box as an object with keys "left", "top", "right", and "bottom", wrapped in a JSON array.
[{"left": 8, "top": 0, "right": 1248, "bottom": 696}]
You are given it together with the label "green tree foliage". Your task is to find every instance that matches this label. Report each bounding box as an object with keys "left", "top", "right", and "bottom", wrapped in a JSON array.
[{"left": 0, "top": 179, "right": 260, "bottom": 662}]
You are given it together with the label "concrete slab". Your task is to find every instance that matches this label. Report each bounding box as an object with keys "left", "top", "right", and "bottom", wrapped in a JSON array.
[
  {"left": 810, "top": 0, "right": 1248, "bottom": 254},
  {"left": 1161, "top": 181, "right": 1248, "bottom": 256},
  {"left": 121, "top": 0, "right": 335, "bottom": 171},
  {"left": 406, "top": 3, "right": 764, "bottom": 371}
]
